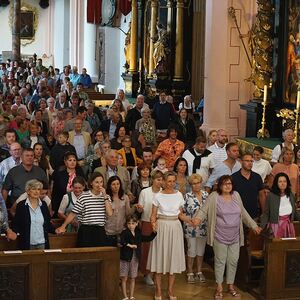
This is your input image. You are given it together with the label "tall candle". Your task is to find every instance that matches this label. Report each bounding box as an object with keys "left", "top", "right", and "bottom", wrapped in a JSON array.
[
  {"left": 263, "top": 85, "right": 267, "bottom": 104},
  {"left": 297, "top": 91, "right": 300, "bottom": 111},
  {"left": 139, "top": 58, "right": 142, "bottom": 72}
]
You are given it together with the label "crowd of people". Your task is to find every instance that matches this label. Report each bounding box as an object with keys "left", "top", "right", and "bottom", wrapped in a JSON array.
[{"left": 0, "top": 58, "right": 300, "bottom": 300}]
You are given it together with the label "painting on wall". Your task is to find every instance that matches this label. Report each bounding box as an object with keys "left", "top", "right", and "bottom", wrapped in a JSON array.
[
  {"left": 20, "top": 10, "right": 35, "bottom": 39},
  {"left": 9, "top": 2, "right": 39, "bottom": 46}
]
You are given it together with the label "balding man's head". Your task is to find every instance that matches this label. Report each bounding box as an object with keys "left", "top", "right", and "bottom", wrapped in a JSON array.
[{"left": 217, "top": 129, "right": 228, "bottom": 146}]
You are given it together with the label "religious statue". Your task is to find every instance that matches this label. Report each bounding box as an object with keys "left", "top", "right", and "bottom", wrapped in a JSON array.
[
  {"left": 124, "top": 22, "right": 131, "bottom": 73},
  {"left": 285, "top": 6, "right": 300, "bottom": 104},
  {"left": 152, "top": 23, "right": 171, "bottom": 74}
]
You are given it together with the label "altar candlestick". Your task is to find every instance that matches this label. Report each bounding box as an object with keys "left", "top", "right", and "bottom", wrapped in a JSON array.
[
  {"left": 297, "top": 91, "right": 300, "bottom": 111},
  {"left": 139, "top": 58, "right": 142, "bottom": 72},
  {"left": 263, "top": 85, "right": 267, "bottom": 104}
]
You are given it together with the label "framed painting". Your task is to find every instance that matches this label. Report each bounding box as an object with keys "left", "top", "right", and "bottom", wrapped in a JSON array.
[
  {"left": 9, "top": 2, "right": 39, "bottom": 46},
  {"left": 20, "top": 10, "right": 34, "bottom": 39}
]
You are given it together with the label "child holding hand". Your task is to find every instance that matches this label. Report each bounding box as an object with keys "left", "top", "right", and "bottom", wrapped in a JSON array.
[{"left": 120, "top": 214, "right": 157, "bottom": 300}]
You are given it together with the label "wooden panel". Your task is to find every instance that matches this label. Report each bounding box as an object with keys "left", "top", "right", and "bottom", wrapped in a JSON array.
[
  {"left": 265, "top": 238, "right": 300, "bottom": 299},
  {"left": 0, "top": 247, "right": 119, "bottom": 300},
  {"left": 0, "top": 263, "right": 29, "bottom": 300},
  {"left": 49, "top": 260, "right": 100, "bottom": 300}
]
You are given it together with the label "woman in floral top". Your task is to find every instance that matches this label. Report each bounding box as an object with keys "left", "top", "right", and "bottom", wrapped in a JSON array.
[{"left": 183, "top": 174, "right": 208, "bottom": 284}]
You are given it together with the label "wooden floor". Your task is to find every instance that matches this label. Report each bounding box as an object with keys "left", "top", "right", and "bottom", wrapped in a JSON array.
[{"left": 119, "top": 263, "right": 256, "bottom": 300}]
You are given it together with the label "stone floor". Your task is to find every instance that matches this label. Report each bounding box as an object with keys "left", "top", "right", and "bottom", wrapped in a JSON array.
[{"left": 119, "top": 264, "right": 256, "bottom": 300}]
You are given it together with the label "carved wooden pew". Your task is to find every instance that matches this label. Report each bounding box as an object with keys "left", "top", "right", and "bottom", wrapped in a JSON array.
[
  {"left": 0, "top": 247, "right": 119, "bottom": 300},
  {"left": 263, "top": 237, "right": 300, "bottom": 299}
]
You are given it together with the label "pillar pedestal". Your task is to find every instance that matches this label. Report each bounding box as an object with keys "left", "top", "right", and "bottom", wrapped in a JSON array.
[{"left": 122, "top": 73, "right": 139, "bottom": 98}]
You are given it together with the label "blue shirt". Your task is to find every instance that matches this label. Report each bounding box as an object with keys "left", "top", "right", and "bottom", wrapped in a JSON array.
[
  {"left": 79, "top": 74, "right": 92, "bottom": 88},
  {"left": 70, "top": 73, "right": 81, "bottom": 87},
  {"left": 73, "top": 133, "right": 86, "bottom": 159},
  {"left": 206, "top": 161, "right": 241, "bottom": 188},
  {"left": 26, "top": 199, "right": 45, "bottom": 245}
]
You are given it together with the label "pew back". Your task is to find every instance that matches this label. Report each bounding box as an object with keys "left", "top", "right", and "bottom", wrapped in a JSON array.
[{"left": 0, "top": 247, "right": 119, "bottom": 300}]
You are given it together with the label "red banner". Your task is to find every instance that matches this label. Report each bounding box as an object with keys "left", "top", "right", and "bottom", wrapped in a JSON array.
[
  {"left": 87, "top": 0, "right": 102, "bottom": 24},
  {"left": 119, "top": 0, "right": 131, "bottom": 16}
]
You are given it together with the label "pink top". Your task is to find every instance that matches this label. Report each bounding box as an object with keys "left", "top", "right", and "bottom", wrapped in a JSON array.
[{"left": 215, "top": 194, "right": 241, "bottom": 245}]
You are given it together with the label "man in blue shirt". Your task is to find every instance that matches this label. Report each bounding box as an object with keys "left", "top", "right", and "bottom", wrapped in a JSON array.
[
  {"left": 205, "top": 143, "right": 241, "bottom": 193},
  {"left": 79, "top": 68, "right": 92, "bottom": 88}
]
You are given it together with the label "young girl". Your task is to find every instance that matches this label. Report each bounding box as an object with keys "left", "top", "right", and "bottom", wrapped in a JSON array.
[
  {"left": 120, "top": 215, "right": 157, "bottom": 300},
  {"left": 58, "top": 176, "right": 86, "bottom": 232}
]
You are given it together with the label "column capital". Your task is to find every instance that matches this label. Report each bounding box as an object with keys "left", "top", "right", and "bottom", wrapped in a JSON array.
[
  {"left": 151, "top": 0, "right": 159, "bottom": 7},
  {"left": 176, "top": 0, "right": 184, "bottom": 7}
]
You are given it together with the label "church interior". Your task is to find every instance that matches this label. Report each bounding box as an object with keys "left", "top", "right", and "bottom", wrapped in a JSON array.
[{"left": 0, "top": 0, "right": 300, "bottom": 299}]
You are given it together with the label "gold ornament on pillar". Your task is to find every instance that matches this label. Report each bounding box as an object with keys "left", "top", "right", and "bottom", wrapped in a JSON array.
[
  {"left": 174, "top": 0, "right": 184, "bottom": 81},
  {"left": 129, "top": 0, "right": 138, "bottom": 73}
]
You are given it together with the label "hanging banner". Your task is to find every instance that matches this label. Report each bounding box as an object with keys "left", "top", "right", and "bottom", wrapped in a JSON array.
[
  {"left": 87, "top": 0, "right": 102, "bottom": 24},
  {"left": 119, "top": 0, "right": 131, "bottom": 16}
]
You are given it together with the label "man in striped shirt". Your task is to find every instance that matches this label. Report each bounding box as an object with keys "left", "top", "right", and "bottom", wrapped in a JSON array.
[{"left": 207, "top": 129, "right": 228, "bottom": 166}]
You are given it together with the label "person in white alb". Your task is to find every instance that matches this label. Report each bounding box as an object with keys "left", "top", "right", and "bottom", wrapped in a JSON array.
[
  {"left": 182, "top": 136, "right": 215, "bottom": 187},
  {"left": 207, "top": 129, "right": 228, "bottom": 166}
]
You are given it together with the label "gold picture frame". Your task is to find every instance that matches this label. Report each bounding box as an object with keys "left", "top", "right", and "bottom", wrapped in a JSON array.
[{"left": 9, "top": 2, "right": 39, "bottom": 46}]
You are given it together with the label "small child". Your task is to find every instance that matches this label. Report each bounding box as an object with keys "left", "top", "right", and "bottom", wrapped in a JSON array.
[
  {"left": 153, "top": 157, "right": 168, "bottom": 173},
  {"left": 119, "top": 215, "right": 157, "bottom": 300}
]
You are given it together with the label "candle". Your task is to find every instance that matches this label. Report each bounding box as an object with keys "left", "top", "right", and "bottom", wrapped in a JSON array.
[
  {"left": 139, "top": 58, "right": 142, "bottom": 72},
  {"left": 297, "top": 91, "right": 300, "bottom": 111},
  {"left": 263, "top": 85, "right": 267, "bottom": 104}
]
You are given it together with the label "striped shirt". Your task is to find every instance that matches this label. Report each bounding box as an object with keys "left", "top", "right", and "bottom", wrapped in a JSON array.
[
  {"left": 207, "top": 143, "right": 227, "bottom": 166},
  {"left": 72, "top": 191, "right": 108, "bottom": 226}
]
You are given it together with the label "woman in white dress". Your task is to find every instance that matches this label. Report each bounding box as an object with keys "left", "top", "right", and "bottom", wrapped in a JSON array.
[{"left": 147, "top": 171, "right": 191, "bottom": 300}]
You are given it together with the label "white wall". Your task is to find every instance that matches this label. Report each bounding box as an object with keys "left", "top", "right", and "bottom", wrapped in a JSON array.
[
  {"left": 53, "top": 0, "right": 70, "bottom": 71},
  {"left": 0, "top": 0, "right": 53, "bottom": 57}
]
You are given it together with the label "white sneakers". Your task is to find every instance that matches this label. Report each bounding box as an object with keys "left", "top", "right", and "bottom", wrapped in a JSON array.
[{"left": 144, "top": 274, "right": 154, "bottom": 286}]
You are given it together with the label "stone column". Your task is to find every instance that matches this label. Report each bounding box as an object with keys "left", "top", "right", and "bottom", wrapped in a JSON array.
[
  {"left": 174, "top": 0, "right": 184, "bottom": 81},
  {"left": 149, "top": 0, "right": 158, "bottom": 75},
  {"left": 12, "top": 0, "right": 21, "bottom": 62},
  {"left": 167, "top": 0, "right": 173, "bottom": 33},
  {"left": 129, "top": 0, "right": 138, "bottom": 73}
]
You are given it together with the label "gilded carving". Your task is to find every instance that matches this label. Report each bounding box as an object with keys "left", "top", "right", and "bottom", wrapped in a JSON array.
[{"left": 247, "top": 0, "right": 274, "bottom": 98}]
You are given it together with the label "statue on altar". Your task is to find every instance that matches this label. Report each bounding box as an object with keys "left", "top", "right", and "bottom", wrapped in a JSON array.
[
  {"left": 124, "top": 22, "right": 131, "bottom": 73},
  {"left": 152, "top": 23, "right": 170, "bottom": 74},
  {"left": 285, "top": 5, "right": 300, "bottom": 104}
]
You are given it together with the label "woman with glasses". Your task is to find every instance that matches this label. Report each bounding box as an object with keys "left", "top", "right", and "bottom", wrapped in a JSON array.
[
  {"left": 193, "top": 175, "right": 261, "bottom": 299},
  {"left": 183, "top": 174, "right": 208, "bottom": 284}
]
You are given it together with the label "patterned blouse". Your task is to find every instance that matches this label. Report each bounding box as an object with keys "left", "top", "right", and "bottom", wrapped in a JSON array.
[
  {"left": 139, "top": 120, "right": 156, "bottom": 145},
  {"left": 183, "top": 191, "right": 208, "bottom": 238}
]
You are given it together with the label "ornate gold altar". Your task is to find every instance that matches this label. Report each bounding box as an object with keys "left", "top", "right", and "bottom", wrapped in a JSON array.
[{"left": 122, "top": 0, "right": 192, "bottom": 99}]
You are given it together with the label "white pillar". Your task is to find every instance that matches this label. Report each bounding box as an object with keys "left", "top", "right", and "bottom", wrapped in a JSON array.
[
  {"left": 53, "top": 0, "right": 70, "bottom": 71},
  {"left": 83, "top": 11, "right": 98, "bottom": 81}
]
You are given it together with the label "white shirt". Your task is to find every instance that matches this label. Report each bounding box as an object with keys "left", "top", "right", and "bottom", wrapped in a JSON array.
[
  {"left": 182, "top": 149, "right": 215, "bottom": 186},
  {"left": 30, "top": 136, "right": 38, "bottom": 149},
  {"left": 252, "top": 159, "right": 272, "bottom": 182},
  {"left": 153, "top": 191, "right": 184, "bottom": 216},
  {"left": 279, "top": 195, "right": 293, "bottom": 216},
  {"left": 138, "top": 187, "right": 160, "bottom": 222},
  {"left": 207, "top": 142, "right": 227, "bottom": 166}
]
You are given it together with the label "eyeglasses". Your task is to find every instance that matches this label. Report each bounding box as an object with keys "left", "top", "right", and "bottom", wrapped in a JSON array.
[{"left": 222, "top": 182, "right": 232, "bottom": 186}]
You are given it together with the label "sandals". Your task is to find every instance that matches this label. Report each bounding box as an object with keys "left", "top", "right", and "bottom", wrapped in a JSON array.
[
  {"left": 214, "top": 290, "right": 223, "bottom": 299},
  {"left": 228, "top": 288, "right": 241, "bottom": 297}
]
